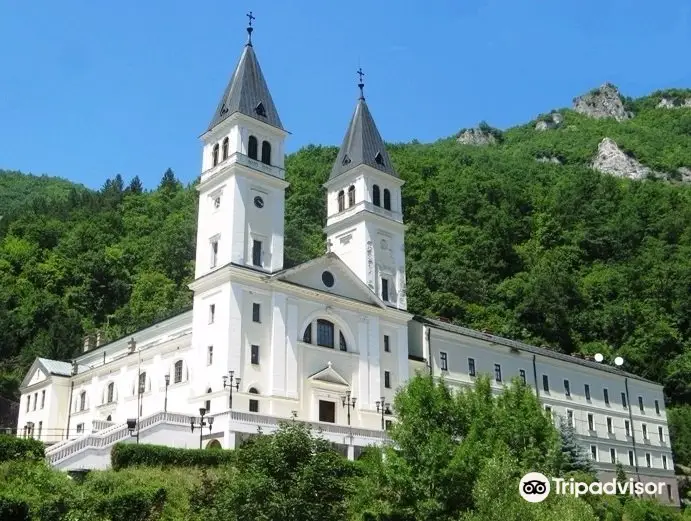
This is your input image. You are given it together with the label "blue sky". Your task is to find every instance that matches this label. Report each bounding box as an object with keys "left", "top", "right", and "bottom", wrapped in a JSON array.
[{"left": 1, "top": 0, "right": 690, "bottom": 190}]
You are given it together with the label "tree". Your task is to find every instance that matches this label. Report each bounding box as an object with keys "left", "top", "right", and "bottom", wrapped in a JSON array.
[
  {"left": 558, "top": 417, "right": 595, "bottom": 475},
  {"left": 158, "top": 168, "right": 180, "bottom": 196},
  {"left": 127, "top": 176, "right": 143, "bottom": 194}
]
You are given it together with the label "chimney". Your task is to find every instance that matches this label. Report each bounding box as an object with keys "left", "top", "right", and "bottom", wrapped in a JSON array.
[
  {"left": 96, "top": 330, "right": 103, "bottom": 348},
  {"left": 128, "top": 337, "right": 137, "bottom": 354},
  {"left": 71, "top": 360, "right": 79, "bottom": 376},
  {"left": 83, "top": 335, "right": 93, "bottom": 353}
]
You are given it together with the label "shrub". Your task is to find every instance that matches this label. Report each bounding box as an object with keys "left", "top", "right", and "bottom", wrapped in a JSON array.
[
  {"left": 111, "top": 443, "right": 234, "bottom": 470},
  {"left": 0, "top": 493, "right": 30, "bottom": 521},
  {"left": 0, "top": 434, "right": 45, "bottom": 462}
]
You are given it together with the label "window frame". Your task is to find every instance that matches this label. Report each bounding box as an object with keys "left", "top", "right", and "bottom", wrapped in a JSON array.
[
  {"left": 252, "top": 303, "right": 261, "bottom": 323},
  {"left": 384, "top": 370, "right": 391, "bottom": 389},
  {"left": 383, "top": 335, "right": 390, "bottom": 352},
  {"left": 372, "top": 184, "right": 381, "bottom": 207},
  {"left": 440, "top": 351, "right": 448, "bottom": 371},
  {"left": 250, "top": 344, "right": 260, "bottom": 365},
  {"left": 543, "top": 374, "right": 549, "bottom": 392},
  {"left": 347, "top": 185, "right": 355, "bottom": 207},
  {"left": 468, "top": 357, "right": 476, "bottom": 377},
  {"left": 174, "top": 360, "right": 183, "bottom": 384},
  {"left": 519, "top": 369, "right": 526, "bottom": 385},
  {"left": 316, "top": 319, "right": 335, "bottom": 349},
  {"left": 494, "top": 363, "right": 502, "bottom": 383},
  {"left": 383, "top": 188, "right": 391, "bottom": 210},
  {"left": 248, "top": 135, "right": 258, "bottom": 160}
]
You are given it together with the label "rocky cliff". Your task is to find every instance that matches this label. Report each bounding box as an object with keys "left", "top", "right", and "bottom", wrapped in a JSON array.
[
  {"left": 591, "top": 138, "right": 659, "bottom": 180},
  {"left": 573, "top": 83, "right": 632, "bottom": 121}
]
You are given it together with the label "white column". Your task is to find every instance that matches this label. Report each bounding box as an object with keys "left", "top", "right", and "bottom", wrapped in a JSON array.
[
  {"left": 368, "top": 317, "right": 381, "bottom": 408},
  {"left": 397, "top": 325, "right": 409, "bottom": 384},
  {"left": 269, "top": 292, "right": 287, "bottom": 396},
  {"left": 231, "top": 178, "right": 246, "bottom": 265},
  {"left": 286, "top": 301, "right": 299, "bottom": 399},
  {"left": 228, "top": 284, "right": 243, "bottom": 375},
  {"left": 358, "top": 316, "right": 370, "bottom": 408},
  {"left": 224, "top": 430, "right": 236, "bottom": 450}
]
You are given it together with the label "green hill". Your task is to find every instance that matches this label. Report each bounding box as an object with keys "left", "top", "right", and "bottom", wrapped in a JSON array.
[
  {"left": 1, "top": 86, "right": 690, "bottom": 466},
  {"left": 0, "top": 169, "right": 87, "bottom": 219}
]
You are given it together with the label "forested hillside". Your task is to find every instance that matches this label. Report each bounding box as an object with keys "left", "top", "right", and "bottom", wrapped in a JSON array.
[{"left": 1, "top": 86, "right": 691, "bottom": 465}]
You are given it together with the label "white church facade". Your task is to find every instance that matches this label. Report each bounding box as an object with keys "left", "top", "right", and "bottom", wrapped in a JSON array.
[{"left": 15, "top": 20, "right": 678, "bottom": 505}]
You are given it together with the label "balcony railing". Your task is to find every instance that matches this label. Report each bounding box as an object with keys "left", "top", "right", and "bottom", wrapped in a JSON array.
[{"left": 201, "top": 152, "right": 285, "bottom": 183}]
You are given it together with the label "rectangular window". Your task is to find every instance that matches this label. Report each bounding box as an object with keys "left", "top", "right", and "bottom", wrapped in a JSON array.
[
  {"left": 622, "top": 392, "right": 627, "bottom": 409},
  {"left": 604, "top": 388, "right": 610, "bottom": 406},
  {"left": 41, "top": 390, "right": 45, "bottom": 409},
  {"left": 318, "top": 400, "right": 335, "bottom": 423},
  {"left": 567, "top": 409, "right": 574, "bottom": 427},
  {"left": 564, "top": 379, "right": 570, "bottom": 397},
  {"left": 655, "top": 400, "right": 660, "bottom": 415},
  {"left": 645, "top": 453, "right": 651, "bottom": 468},
  {"left": 638, "top": 396, "right": 644, "bottom": 413},
  {"left": 494, "top": 364, "right": 502, "bottom": 383},
  {"left": 385, "top": 419, "right": 393, "bottom": 430},
  {"left": 251, "top": 345, "right": 260, "bottom": 365},
  {"left": 545, "top": 405, "right": 552, "bottom": 416},
  {"left": 384, "top": 371, "right": 391, "bottom": 389},
  {"left": 38, "top": 421, "right": 42, "bottom": 440},
  {"left": 588, "top": 413, "right": 594, "bottom": 431},
  {"left": 667, "top": 484, "right": 673, "bottom": 501},
  {"left": 440, "top": 352, "right": 448, "bottom": 371},
  {"left": 591, "top": 445, "right": 598, "bottom": 461},
  {"left": 210, "top": 240, "right": 218, "bottom": 268},
  {"left": 658, "top": 426, "right": 664, "bottom": 442},
  {"left": 384, "top": 335, "right": 390, "bottom": 352},
  {"left": 209, "top": 304, "right": 215, "bottom": 324},
  {"left": 26, "top": 396, "right": 30, "bottom": 412},
  {"left": 76, "top": 423, "right": 84, "bottom": 434},
  {"left": 519, "top": 369, "right": 526, "bottom": 385},
  {"left": 628, "top": 450, "right": 634, "bottom": 466},
  {"left": 642, "top": 424, "right": 648, "bottom": 440},
  {"left": 625, "top": 420, "right": 631, "bottom": 437},
  {"left": 33, "top": 393, "right": 37, "bottom": 411},
  {"left": 585, "top": 384, "right": 591, "bottom": 401},
  {"left": 610, "top": 448, "right": 617, "bottom": 464},
  {"left": 381, "top": 278, "right": 389, "bottom": 302},
  {"left": 543, "top": 375, "right": 549, "bottom": 392},
  {"left": 607, "top": 417, "right": 613, "bottom": 434},
  {"left": 662, "top": 455, "right": 668, "bottom": 470},
  {"left": 252, "top": 240, "right": 262, "bottom": 267},
  {"left": 207, "top": 345, "right": 213, "bottom": 366},
  {"left": 249, "top": 399, "right": 259, "bottom": 413},
  {"left": 252, "top": 303, "right": 260, "bottom": 323},
  {"left": 468, "top": 358, "right": 476, "bottom": 377}
]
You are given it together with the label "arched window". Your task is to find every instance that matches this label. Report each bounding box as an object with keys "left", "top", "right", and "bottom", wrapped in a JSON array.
[
  {"left": 384, "top": 189, "right": 391, "bottom": 210},
  {"left": 372, "top": 185, "right": 381, "bottom": 207},
  {"left": 302, "top": 323, "right": 312, "bottom": 344},
  {"left": 248, "top": 136, "right": 258, "bottom": 160},
  {"left": 249, "top": 387, "right": 259, "bottom": 413},
  {"left": 337, "top": 190, "right": 345, "bottom": 212},
  {"left": 261, "top": 141, "right": 271, "bottom": 165},
  {"left": 107, "top": 383, "right": 115, "bottom": 404},
  {"left": 222, "top": 137, "right": 229, "bottom": 160},
  {"left": 174, "top": 360, "right": 183, "bottom": 384},
  {"left": 212, "top": 143, "right": 219, "bottom": 167},
  {"left": 339, "top": 331, "right": 347, "bottom": 352},
  {"left": 317, "top": 319, "right": 335, "bottom": 349},
  {"left": 79, "top": 391, "right": 86, "bottom": 411},
  {"left": 348, "top": 185, "right": 355, "bottom": 207},
  {"left": 138, "top": 372, "right": 146, "bottom": 394},
  {"left": 205, "top": 388, "right": 212, "bottom": 413}
]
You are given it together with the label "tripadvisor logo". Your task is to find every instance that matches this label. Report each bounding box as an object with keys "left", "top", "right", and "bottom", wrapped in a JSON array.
[{"left": 519, "top": 472, "right": 666, "bottom": 503}]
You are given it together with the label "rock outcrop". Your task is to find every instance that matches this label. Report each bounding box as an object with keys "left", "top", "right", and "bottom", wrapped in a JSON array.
[
  {"left": 657, "top": 98, "right": 691, "bottom": 109},
  {"left": 676, "top": 167, "right": 691, "bottom": 182},
  {"left": 573, "top": 83, "right": 632, "bottom": 121},
  {"left": 592, "top": 138, "right": 659, "bottom": 180},
  {"left": 536, "top": 156, "right": 562, "bottom": 164},
  {"left": 456, "top": 128, "right": 497, "bottom": 146},
  {"left": 535, "top": 112, "right": 564, "bottom": 131}
]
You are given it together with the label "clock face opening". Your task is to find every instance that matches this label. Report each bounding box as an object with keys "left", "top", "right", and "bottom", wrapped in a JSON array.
[{"left": 254, "top": 196, "right": 264, "bottom": 209}]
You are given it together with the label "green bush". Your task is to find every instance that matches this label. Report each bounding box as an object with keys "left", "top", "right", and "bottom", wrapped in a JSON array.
[
  {"left": 111, "top": 443, "right": 234, "bottom": 470},
  {"left": 0, "top": 434, "right": 45, "bottom": 462},
  {"left": 0, "top": 493, "right": 30, "bottom": 521}
]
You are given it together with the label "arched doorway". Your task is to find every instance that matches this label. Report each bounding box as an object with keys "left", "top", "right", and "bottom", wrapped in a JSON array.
[{"left": 206, "top": 439, "right": 222, "bottom": 450}]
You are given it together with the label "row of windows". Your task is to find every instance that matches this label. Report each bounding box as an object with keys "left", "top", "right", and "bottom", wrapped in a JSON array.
[
  {"left": 211, "top": 135, "right": 271, "bottom": 167},
  {"left": 25, "top": 390, "right": 46, "bottom": 412},
  {"left": 303, "top": 319, "right": 348, "bottom": 351},
  {"left": 335, "top": 185, "right": 393, "bottom": 213},
  {"left": 439, "top": 354, "right": 662, "bottom": 416},
  {"left": 205, "top": 386, "right": 261, "bottom": 414},
  {"left": 210, "top": 238, "right": 264, "bottom": 269},
  {"left": 589, "top": 444, "right": 670, "bottom": 473},
  {"left": 557, "top": 406, "right": 667, "bottom": 442},
  {"left": 208, "top": 302, "right": 262, "bottom": 326}
]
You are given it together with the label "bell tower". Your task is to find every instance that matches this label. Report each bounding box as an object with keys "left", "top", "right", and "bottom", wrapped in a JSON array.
[
  {"left": 324, "top": 70, "right": 407, "bottom": 310},
  {"left": 194, "top": 12, "right": 289, "bottom": 278}
]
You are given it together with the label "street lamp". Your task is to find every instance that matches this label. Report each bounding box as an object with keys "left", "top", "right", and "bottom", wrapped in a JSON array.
[
  {"left": 26, "top": 421, "right": 34, "bottom": 438},
  {"left": 375, "top": 397, "right": 391, "bottom": 430},
  {"left": 190, "top": 407, "right": 214, "bottom": 449},
  {"left": 126, "top": 418, "right": 139, "bottom": 444},
  {"left": 342, "top": 390, "right": 357, "bottom": 426},
  {"left": 164, "top": 373, "right": 170, "bottom": 413},
  {"left": 222, "top": 371, "right": 241, "bottom": 409}
]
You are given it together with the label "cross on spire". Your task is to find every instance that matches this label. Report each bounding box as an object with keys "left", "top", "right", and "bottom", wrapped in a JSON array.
[
  {"left": 356, "top": 67, "right": 365, "bottom": 99},
  {"left": 246, "top": 11, "right": 255, "bottom": 46}
]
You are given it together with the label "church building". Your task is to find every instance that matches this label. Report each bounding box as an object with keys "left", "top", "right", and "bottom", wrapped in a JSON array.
[{"left": 15, "top": 17, "right": 678, "bottom": 505}]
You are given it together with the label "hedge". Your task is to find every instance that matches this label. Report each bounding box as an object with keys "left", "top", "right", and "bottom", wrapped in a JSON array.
[
  {"left": 0, "top": 493, "right": 30, "bottom": 521},
  {"left": 0, "top": 434, "right": 45, "bottom": 462},
  {"left": 111, "top": 443, "right": 235, "bottom": 470}
]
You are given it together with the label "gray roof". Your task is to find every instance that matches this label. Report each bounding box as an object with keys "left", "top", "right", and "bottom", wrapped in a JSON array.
[
  {"left": 415, "top": 317, "right": 659, "bottom": 385},
  {"left": 38, "top": 358, "right": 89, "bottom": 377},
  {"left": 207, "top": 43, "right": 284, "bottom": 132},
  {"left": 329, "top": 97, "right": 398, "bottom": 180}
]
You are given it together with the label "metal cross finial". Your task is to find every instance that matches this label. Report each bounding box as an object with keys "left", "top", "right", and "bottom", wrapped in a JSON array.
[
  {"left": 246, "top": 11, "right": 255, "bottom": 46},
  {"left": 356, "top": 67, "right": 365, "bottom": 99}
]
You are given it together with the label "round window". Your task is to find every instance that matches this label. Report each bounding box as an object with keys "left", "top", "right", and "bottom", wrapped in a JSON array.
[
  {"left": 322, "top": 271, "right": 335, "bottom": 288},
  {"left": 254, "top": 196, "right": 264, "bottom": 208}
]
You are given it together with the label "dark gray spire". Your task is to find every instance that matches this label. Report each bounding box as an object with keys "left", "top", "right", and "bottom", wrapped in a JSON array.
[
  {"left": 329, "top": 80, "right": 398, "bottom": 180},
  {"left": 207, "top": 31, "right": 283, "bottom": 132}
]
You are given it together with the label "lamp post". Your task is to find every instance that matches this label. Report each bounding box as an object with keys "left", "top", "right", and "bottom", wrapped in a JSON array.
[
  {"left": 126, "top": 418, "right": 139, "bottom": 444},
  {"left": 375, "top": 396, "right": 391, "bottom": 431},
  {"left": 164, "top": 373, "right": 170, "bottom": 413},
  {"left": 26, "top": 421, "right": 34, "bottom": 438},
  {"left": 342, "top": 390, "right": 357, "bottom": 426},
  {"left": 190, "top": 407, "right": 214, "bottom": 449},
  {"left": 222, "top": 371, "right": 241, "bottom": 409}
]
